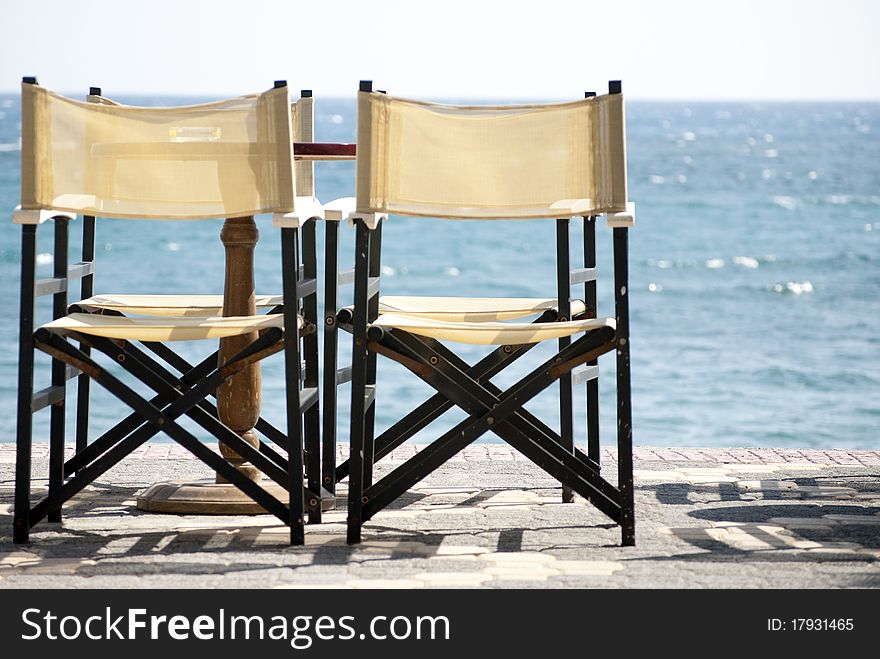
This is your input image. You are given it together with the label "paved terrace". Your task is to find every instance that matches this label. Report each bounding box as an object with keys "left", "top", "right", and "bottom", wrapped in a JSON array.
[{"left": 1, "top": 444, "right": 878, "bottom": 588}]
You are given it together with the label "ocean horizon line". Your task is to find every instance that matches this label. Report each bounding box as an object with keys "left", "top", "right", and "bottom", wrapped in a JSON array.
[{"left": 1, "top": 89, "right": 880, "bottom": 104}]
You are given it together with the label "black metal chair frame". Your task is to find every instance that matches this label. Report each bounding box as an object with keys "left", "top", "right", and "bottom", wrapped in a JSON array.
[
  {"left": 14, "top": 79, "right": 322, "bottom": 546},
  {"left": 66, "top": 230, "right": 324, "bottom": 522},
  {"left": 322, "top": 223, "right": 594, "bottom": 491},
  {"left": 66, "top": 240, "right": 324, "bottom": 524},
  {"left": 335, "top": 81, "right": 635, "bottom": 546}
]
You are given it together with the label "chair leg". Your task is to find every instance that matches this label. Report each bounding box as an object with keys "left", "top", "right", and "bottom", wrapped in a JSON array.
[
  {"left": 614, "top": 226, "right": 635, "bottom": 546},
  {"left": 14, "top": 224, "right": 37, "bottom": 544},
  {"left": 363, "top": 387, "right": 377, "bottom": 487},
  {"left": 584, "top": 216, "right": 601, "bottom": 465},
  {"left": 74, "top": 371, "right": 91, "bottom": 460},
  {"left": 617, "top": 358, "right": 635, "bottom": 546},
  {"left": 559, "top": 359, "right": 574, "bottom": 503},
  {"left": 304, "top": 401, "right": 321, "bottom": 523},
  {"left": 348, "top": 338, "right": 368, "bottom": 544},
  {"left": 347, "top": 219, "right": 372, "bottom": 544},
  {"left": 75, "top": 215, "right": 96, "bottom": 460},
  {"left": 321, "top": 327, "right": 339, "bottom": 495},
  {"left": 281, "top": 227, "right": 306, "bottom": 545},
  {"left": 47, "top": 375, "right": 65, "bottom": 524},
  {"left": 586, "top": 376, "right": 600, "bottom": 463},
  {"left": 321, "top": 221, "right": 340, "bottom": 497},
  {"left": 362, "top": 343, "right": 378, "bottom": 489},
  {"left": 48, "top": 218, "right": 69, "bottom": 522},
  {"left": 301, "top": 221, "right": 322, "bottom": 524},
  {"left": 14, "top": 381, "right": 34, "bottom": 544},
  {"left": 362, "top": 219, "right": 382, "bottom": 488},
  {"left": 284, "top": 361, "right": 306, "bottom": 545},
  {"left": 556, "top": 219, "right": 574, "bottom": 503}
]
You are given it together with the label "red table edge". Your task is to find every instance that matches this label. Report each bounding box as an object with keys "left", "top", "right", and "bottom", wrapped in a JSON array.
[{"left": 294, "top": 142, "right": 355, "bottom": 160}]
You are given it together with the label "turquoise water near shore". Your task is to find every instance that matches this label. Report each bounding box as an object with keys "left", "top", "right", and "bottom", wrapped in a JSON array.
[{"left": 0, "top": 95, "right": 877, "bottom": 449}]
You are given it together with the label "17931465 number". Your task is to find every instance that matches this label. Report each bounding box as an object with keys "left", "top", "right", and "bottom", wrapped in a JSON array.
[{"left": 767, "top": 618, "right": 854, "bottom": 631}]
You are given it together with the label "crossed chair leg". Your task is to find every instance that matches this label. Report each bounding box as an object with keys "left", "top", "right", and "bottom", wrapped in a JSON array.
[
  {"left": 14, "top": 324, "right": 315, "bottom": 545},
  {"left": 332, "top": 308, "right": 580, "bottom": 482},
  {"left": 346, "top": 323, "right": 635, "bottom": 546},
  {"left": 64, "top": 310, "right": 326, "bottom": 523}
]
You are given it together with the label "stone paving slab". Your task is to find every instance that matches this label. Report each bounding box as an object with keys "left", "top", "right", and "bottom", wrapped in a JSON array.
[
  {"left": 1, "top": 443, "right": 878, "bottom": 466},
  {"left": 0, "top": 445, "right": 877, "bottom": 588}
]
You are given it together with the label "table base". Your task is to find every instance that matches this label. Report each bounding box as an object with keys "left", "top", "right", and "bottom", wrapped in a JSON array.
[{"left": 136, "top": 480, "right": 335, "bottom": 515}]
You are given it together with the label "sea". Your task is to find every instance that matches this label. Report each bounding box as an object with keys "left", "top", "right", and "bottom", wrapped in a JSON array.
[{"left": 0, "top": 94, "right": 877, "bottom": 450}]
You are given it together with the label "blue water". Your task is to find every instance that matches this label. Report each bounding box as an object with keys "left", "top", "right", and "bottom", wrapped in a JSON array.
[{"left": 0, "top": 95, "right": 878, "bottom": 449}]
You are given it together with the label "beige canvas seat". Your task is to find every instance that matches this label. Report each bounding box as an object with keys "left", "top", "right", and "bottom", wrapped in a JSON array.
[
  {"left": 40, "top": 311, "right": 297, "bottom": 342},
  {"left": 377, "top": 296, "right": 587, "bottom": 322},
  {"left": 335, "top": 80, "right": 636, "bottom": 547},
  {"left": 371, "top": 312, "right": 613, "bottom": 346},
  {"left": 14, "top": 78, "right": 322, "bottom": 546},
  {"left": 75, "top": 294, "right": 285, "bottom": 317}
]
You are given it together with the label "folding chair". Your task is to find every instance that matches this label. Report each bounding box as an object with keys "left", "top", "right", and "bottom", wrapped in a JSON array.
[
  {"left": 61, "top": 85, "right": 351, "bottom": 519},
  {"left": 341, "top": 80, "right": 636, "bottom": 546},
  {"left": 14, "top": 78, "right": 326, "bottom": 545}
]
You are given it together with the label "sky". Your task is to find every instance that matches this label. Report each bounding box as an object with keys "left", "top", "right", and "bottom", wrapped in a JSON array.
[{"left": 1, "top": 0, "right": 879, "bottom": 100}]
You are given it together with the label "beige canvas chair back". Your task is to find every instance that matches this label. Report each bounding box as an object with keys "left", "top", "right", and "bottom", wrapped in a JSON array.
[
  {"left": 20, "top": 82, "right": 302, "bottom": 220},
  {"left": 356, "top": 91, "right": 628, "bottom": 220}
]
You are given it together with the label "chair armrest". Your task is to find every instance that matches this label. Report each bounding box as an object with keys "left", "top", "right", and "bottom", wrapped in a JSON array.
[
  {"left": 13, "top": 206, "right": 78, "bottom": 225},
  {"left": 272, "top": 196, "right": 324, "bottom": 228},
  {"left": 606, "top": 202, "right": 635, "bottom": 228},
  {"left": 349, "top": 211, "right": 386, "bottom": 230},
  {"left": 323, "top": 197, "right": 356, "bottom": 222}
]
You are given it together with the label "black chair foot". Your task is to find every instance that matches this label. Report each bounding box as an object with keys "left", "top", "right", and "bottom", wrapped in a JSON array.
[
  {"left": 562, "top": 486, "right": 574, "bottom": 503},
  {"left": 13, "top": 524, "right": 29, "bottom": 545},
  {"left": 290, "top": 526, "right": 305, "bottom": 546}
]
